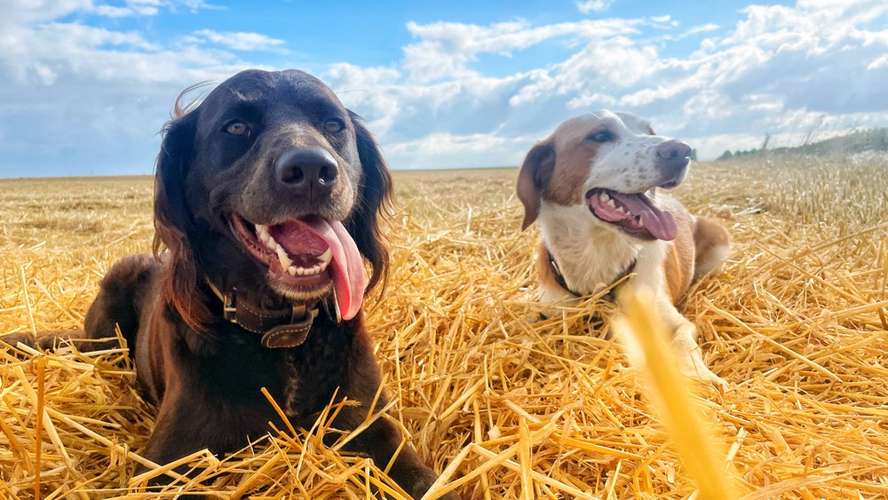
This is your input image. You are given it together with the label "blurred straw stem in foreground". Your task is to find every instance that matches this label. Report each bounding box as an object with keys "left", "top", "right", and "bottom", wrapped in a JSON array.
[{"left": 613, "top": 287, "right": 741, "bottom": 500}]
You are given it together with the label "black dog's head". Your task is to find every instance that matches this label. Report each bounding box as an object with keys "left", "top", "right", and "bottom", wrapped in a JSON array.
[{"left": 154, "top": 69, "right": 391, "bottom": 331}]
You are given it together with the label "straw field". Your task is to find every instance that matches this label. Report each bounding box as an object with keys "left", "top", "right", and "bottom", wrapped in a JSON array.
[{"left": 1, "top": 159, "right": 887, "bottom": 498}]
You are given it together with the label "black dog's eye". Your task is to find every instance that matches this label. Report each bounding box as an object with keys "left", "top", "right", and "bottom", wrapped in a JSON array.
[
  {"left": 323, "top": 118, "right": 345, "bottom": 134},
  {"left": 588, "top": 130, "right": 614, "bottom": 143},
  {"left": 224, "top": 120, "right": 250, "bottom": 137}
]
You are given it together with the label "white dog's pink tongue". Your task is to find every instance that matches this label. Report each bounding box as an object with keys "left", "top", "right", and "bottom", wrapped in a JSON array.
[
  {"left": 610, "top": 192, "right": 677, "bottom": 241},
  {"left": 640, "top": 210, "right": 677, "bottom": 241},
  {"left": 302, "top": 218, "right": 367, "bottom": 320}
]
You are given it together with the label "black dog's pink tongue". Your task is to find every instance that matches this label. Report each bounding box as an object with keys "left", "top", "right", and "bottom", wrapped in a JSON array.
[
  {"left": 610, "top": 192, "right": 677, "bottom": 241},
  {"left": 269, "top": 222, "right": 328, "bottom": 257},
  {"left": 269, "top": 219, "right": 367, "bottom": 320}
]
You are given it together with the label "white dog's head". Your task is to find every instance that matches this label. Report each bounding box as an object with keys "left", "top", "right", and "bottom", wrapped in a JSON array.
[{"left": 517, "top": 110, "right": 692, "bottom": 241}]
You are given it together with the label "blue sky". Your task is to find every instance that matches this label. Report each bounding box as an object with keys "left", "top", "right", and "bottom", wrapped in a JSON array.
[{"left": 1, "top": 0, "right": 886, "bottom": 177}]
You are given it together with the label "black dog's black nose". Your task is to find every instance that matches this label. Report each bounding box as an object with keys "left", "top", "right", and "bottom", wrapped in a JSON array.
[{"left": 274, "top": 147, "right": 338, "bottom": 196}]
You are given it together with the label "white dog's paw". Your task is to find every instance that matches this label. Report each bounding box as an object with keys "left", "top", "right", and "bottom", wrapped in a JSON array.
[
  {"left": 672, "top": 327, "right": 728, "bottom": 389},
  {"left": 679, "top": 350, "right": 728, "bottom": 388}
]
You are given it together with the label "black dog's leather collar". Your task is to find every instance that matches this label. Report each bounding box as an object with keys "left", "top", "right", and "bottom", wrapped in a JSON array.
[
  {"left": 205, "top": 279, "right": 331, "bottom": 349},
  {"left": 546, "top": 248, "right": 636, "bottom": 299}
]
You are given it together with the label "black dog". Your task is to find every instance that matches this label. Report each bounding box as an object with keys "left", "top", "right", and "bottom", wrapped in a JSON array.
[{"left": 4, "top": 69, "right": 454, "bottom": 498}]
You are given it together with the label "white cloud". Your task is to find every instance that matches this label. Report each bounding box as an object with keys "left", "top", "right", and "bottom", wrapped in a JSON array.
[
  {"left": 0, "top": 0, "right": 213, "bottom": 27},
  {"left": 868, "top": 54, "right": 888, "bottom": 69},
  {"left": 654, "top": 23, "right": 720, "bottom": 43},
  {"left": 187, "top": 29, "right": 286, "bottom": 51},
  {"left": 90, "top": 0, "right": 214, "bottom": 18},
  {"left": 105, "top": 0, "right": 213, "bottom": 16},
  {"left": 93, "top": 1, "right": 162, "bottom": 17},
  {"left": 576, "top": 0, "right": 614, "bottom": 14},
  {"left": 686, "top": 23, "right": 719, "bottom": 35},
  {"left": 332, "top": 1, "right": 888, "bottom": 164},
  {"left": 0, "top": 1, "right": 265, "bottom": 176},
  {"left": 386, "top": 132, "right": 537, "bottom": 169},
  {"left": 400, "top": 18, "right": 644, "bottom": 82},
  {"left": 512, "top": 35, "right": 660, "bottom": 107},
  {"left": 743, "top": 94, "right": 784, "bottom": 113}
]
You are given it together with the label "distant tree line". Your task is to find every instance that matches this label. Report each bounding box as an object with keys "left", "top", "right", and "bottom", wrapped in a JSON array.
[{"left": 717, "top": 128, "right": 888, "bottom": 160}]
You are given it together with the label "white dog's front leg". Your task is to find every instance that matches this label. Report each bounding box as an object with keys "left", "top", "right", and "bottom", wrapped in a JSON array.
[
  {"left": 539, "top": 283, "right": 577, "bottom": 305},
  {"left": 525, "top": 283, "right": 579, "bottom": 323},
  {"left": 654, "top": 294, "right": 727, "bottom": 388}
]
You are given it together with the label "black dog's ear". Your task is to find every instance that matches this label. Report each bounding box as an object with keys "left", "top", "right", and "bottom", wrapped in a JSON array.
[
  {"left": 346, "top": 111, "right": 392, "bottom": 293},
  {"left": 153, "top": 106, "right": 208, "bottom": 331},
  {"left": 516, "top": 139, "right": 556, "bottom": 230}
]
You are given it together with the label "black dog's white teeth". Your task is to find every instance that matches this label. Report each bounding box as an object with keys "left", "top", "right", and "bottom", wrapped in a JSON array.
[
  {"left": 254, "top": 223, "right": 330, "bottom": 277},
  {"left": 254, "top": 224, "right": 291, "bottom": 269}
]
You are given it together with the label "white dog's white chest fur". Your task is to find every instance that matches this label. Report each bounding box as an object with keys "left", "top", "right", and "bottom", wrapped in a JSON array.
[{"left": 537, "top": 201, "right": 668, "bottom": 301}]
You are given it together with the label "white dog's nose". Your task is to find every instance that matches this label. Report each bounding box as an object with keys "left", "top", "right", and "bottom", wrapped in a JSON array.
[
  {"left": 655, "top": 140, "right": 692, "bottom": 188},
  {"left": 655, "top": 140, "right": 692, "bottom": 164}
]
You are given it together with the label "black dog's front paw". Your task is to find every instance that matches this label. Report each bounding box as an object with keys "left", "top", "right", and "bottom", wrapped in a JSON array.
[
  {"left": 1, "top": 332, "right": 37, "bottom": 349},
  {"left": 405, "top": 465, "right": 461, "bottom": 500}
]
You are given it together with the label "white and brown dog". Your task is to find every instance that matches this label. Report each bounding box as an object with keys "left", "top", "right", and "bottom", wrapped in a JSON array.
[{"left": 517, "top": 110, "right": 730, "bottom": 385}]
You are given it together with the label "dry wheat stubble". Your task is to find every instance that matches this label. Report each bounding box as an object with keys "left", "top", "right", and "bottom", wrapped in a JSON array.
[{"left": 1, "top": 161, "right": 887, "bottom": 498}]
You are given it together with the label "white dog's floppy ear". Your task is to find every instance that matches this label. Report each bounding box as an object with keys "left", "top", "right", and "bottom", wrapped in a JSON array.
[{"left": 516, "top": 140, "right": 555, "bottom": 230}]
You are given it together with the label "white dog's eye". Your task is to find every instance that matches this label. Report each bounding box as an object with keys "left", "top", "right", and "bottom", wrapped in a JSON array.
[
  {"left": 224, "top": 121, "right": 250, "bottom": 137},
  {"left": 588, "top": 130, "right": 614, "bottom": 143}
]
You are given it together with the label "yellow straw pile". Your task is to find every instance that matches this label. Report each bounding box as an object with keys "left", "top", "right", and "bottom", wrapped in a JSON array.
[{"left": 1, "top": 159, "right": 887, "bottom": 498}]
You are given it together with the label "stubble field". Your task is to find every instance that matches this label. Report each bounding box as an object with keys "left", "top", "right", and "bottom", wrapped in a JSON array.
[{"left": 1, "top": 160, "right": 887, "bottom": 498}]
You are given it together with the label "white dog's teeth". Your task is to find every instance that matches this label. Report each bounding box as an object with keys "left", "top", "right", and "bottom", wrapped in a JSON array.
[
  {"left": 600, "top": 193, "right": 610, "bottom": 202},
  {"left": 287, "top": 265, "right": 297, "bottom": 276},
  {"left": 318, "top": 248, "right": 333, "bottom": 265},
  {"left": 606, "top": 199, "right": 616, "bottom": 208}
]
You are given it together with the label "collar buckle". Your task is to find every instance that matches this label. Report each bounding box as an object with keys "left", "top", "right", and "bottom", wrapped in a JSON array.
[
  {"left": 205, "top": 277, "right": 323, "bottom": 349},
  {"left": 289, "top": 303, "right": 307, "bottom": 322},
  {"left": 222, "top": 292, "right": 238, "bottom": 323}
]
